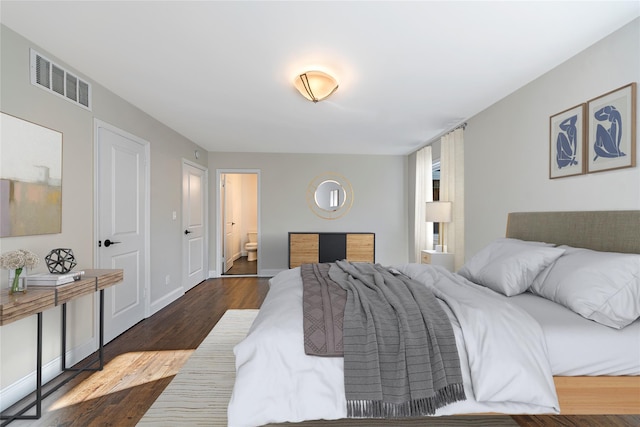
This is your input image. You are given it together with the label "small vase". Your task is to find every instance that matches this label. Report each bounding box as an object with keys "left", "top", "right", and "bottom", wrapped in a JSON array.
[{"left": 9, "top": 268, "right": 27, "bottom": 294}]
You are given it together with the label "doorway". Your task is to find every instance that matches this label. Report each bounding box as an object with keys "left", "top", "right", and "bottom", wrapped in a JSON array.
[{"left": 217, "top": 170, "right": 260, "bottom": 276}]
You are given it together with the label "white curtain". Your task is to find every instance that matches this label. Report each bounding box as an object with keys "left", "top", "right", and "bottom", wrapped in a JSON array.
[
  {"left": 414, "top": 146, "right": 433, "bottom": 262},
  {"left": 440, "top": 128, "right": 465, "bottom": 270}
]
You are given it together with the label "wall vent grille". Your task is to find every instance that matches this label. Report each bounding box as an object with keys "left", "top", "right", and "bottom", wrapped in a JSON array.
[{"left": 30, "top": 49, "right": 92, "bottom": 110}]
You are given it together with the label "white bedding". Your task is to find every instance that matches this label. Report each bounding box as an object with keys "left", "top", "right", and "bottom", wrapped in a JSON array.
[
  {"left": 510, "top": 292, "right": 640, "bottom": 376},
  {"left": 228, "top": 264, "right": 560, "bottom": 427}
]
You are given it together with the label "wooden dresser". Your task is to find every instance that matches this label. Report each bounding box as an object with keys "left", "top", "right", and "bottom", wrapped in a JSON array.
[{"left": 288, "top": 232, "right": 375, "bottom": 268}]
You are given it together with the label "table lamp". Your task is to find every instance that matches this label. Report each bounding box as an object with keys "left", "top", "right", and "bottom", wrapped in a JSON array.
[{"left": 425, "top": 201, "right": 452, "bottom": 252}]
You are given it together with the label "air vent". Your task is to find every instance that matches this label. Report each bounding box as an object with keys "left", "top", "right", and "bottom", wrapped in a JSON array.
[{"left": 30, "top": 49, "right": 92, "bottom": 110}]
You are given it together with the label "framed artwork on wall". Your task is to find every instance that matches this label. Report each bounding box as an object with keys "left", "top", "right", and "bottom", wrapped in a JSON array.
[
  {"left": 0, "top": 112, "right": 63, "bottom": 237},
  {"left": 549, "top": 103, "right": 585, "bottom": 179},
  {"left": 587, "top": 82, "right": 637, "bottom": 173}
]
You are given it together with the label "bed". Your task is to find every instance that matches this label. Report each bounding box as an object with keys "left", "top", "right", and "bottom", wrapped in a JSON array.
[{"left": 228, "top": 211, "right": 640, "bottom": 426}]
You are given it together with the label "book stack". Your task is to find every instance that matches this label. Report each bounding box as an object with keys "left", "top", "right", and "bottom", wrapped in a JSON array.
[{"left": 26, "top": 271, "right": 85, "bottom": 287}]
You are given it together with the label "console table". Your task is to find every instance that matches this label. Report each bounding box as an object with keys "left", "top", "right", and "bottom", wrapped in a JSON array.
[{"left": 0, "top": 269, "right": 123, "bottom": 426}]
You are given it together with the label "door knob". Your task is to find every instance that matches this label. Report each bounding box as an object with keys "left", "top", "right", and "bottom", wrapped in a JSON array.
[
  {"left": 184, "top": 230, "right": 192, "bottom": 235},
  {"left": 104, "top": 239, "right": 121, "bottom": 247}
]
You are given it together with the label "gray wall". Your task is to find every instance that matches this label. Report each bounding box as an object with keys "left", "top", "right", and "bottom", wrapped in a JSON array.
[
  {"left": 0, "top": 25, "right": 208, "bottom": 406},
  {"left": 464, "top": 18, "right": 640, "bottom": 258},
  {"left": 208, "top": 153, "right": 409, "bottom": 275}
]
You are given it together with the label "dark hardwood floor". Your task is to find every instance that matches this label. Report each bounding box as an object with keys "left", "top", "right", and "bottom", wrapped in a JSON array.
[{"left": 4, "top": 277, "right": 638, "bottom": 426}]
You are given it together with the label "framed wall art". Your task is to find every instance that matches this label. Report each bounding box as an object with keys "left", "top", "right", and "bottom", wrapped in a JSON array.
[
  {"left": 587, "top": 82, "right": 636, "bottom": 173},
  {"left": 549, "top": 103, "right": 585, "bottom": 179},
  {"left": 0, "top": 112, "right": 63, "bottom": 237}
]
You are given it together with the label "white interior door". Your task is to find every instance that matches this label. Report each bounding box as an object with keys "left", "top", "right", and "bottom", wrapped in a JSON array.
[
  {"left": 96, "top": 121, "right": 148, "bottom": 344},
  {"left": 230, "top": 175, "right": 242, "bottom": 259},
  {"left": 223, "top": 174, "right": 234, "bottom": 272},
  {"left": 182, "top": 161, "right": 207, "bottom": 291}
]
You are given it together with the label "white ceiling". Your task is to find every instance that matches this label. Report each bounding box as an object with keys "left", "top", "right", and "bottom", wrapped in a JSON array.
[{"left": 1, "top": 1, "right": 639, "bottom": 155}]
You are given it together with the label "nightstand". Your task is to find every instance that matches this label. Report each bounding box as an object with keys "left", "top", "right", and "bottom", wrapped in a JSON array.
[{"left": 421, "top": 250, "right": 455, "bottom": 272}]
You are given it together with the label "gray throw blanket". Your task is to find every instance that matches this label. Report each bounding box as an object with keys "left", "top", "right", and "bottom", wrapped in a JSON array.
[
  {"left": 328, "top": 261, "right": 466, "bottom": 418},
  {"left": 302, "top": 263, "right": 346, "bottom": 356}
]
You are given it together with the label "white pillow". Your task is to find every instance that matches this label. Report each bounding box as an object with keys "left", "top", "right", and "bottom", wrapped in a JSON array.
[
  {"left": 458, "top": 238, "right": 565, "bottom": 296},
  {"left": 530, "top": 246, "right": 640, "bottom": 329}
]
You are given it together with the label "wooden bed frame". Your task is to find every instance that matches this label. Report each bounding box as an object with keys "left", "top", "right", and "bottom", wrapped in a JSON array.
[{"left": 506, "top": 210, "right": 640, "bottom": 414}]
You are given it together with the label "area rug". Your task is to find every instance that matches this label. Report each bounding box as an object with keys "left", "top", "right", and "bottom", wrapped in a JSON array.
[
  {"left": 138, "top": 309, "right": 517, "bottom": 427},
  {"left": 137, "top": 309, "right": 257, "bottom": 426}
]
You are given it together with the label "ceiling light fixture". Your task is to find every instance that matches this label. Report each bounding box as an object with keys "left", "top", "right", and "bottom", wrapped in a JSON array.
[{"left": 294, "top": 70, "right": 338, "bottom": 103}]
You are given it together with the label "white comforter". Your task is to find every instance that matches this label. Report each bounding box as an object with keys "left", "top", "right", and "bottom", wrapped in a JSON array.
[{"left": 228, "top": 264, "right": 559, "bottom": 427}]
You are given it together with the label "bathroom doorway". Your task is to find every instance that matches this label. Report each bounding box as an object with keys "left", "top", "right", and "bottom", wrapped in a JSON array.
[{"left": 218, "top": 170, "right": 260, "bottom": 276}]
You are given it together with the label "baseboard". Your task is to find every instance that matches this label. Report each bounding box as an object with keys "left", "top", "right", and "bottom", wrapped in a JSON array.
[
  {"left": 149, "top": 287, "right": 184, "bottom": 316},
  {"left": 0, "top": 337, "right": 96, "bottom": 411}
]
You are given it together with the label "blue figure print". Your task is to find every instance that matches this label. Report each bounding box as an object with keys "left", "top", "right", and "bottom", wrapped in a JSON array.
[
  {"left": 593, "top": 105, "right": 625, "bottom": 161},
  {"left": 556, "top": 115, "right": 578, "bottom": 169}
]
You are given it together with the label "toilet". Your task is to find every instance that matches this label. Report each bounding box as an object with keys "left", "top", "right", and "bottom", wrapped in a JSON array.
[{"left": 245, "top": 231, "right": 258, "bottom": 262}]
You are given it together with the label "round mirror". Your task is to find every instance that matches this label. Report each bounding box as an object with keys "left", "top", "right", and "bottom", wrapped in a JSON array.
[
  {"left": 307, "top": 173, "right": 353, "bottom": 220},
  {"left": 314, "top": 180, "right": 345, "bottom": 211}
]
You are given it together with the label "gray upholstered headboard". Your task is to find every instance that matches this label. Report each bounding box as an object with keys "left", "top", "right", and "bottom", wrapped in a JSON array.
[{"left": 506, "top": 210, "right": 640, "bottom": 254}]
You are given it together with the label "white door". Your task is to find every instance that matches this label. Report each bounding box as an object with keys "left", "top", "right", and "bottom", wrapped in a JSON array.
[
  {"left": 230, "top": 175, "right": 242, "bottom": 259},
  {"left": 223, "top": 174, "right": 234, "bottom": 272},
  {"left": 182, "top": 161, "right": 207, "bottom": 290},
  {"left": 96, "top": 121, "right": 148, "bottom": 344}
]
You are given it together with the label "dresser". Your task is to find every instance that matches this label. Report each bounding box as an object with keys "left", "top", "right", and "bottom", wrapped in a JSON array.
[{"left": 288, "top": 232, "right": 375, "bottom": 268}]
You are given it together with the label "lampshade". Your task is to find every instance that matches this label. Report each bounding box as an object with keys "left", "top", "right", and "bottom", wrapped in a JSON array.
[
  {"left": 294, "top": 71, "right": 338, "bottom": 103},
  {"left": 425, "top": 201, "right": 452, "bottom": 223}
]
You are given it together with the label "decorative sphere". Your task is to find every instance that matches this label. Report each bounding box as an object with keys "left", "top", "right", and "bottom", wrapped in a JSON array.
[{"left": 45, "top": 248, "right": 77, "bottom": 274}]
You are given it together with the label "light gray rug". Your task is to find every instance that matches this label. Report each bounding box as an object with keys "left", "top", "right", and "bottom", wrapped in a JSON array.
[
  {"left": 138, "top": 309, "right": 518, "bottom": 427},
  {"left": 137, "top": 309, "right": 257, "bottom": 427}
]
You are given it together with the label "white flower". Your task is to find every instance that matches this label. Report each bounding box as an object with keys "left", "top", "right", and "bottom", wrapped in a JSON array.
[
  {"left": 0, "top": 249, "right": 40, "bottom": 270},
  {"left": 22, "top": 250, "right": 40, "bottom": 269}
]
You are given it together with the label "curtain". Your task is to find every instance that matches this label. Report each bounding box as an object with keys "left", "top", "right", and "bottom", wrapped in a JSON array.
[
  {"left": 414, "top": 146, "right": 433, "bottom": 262},
  {"left": 440, "top": 128, "right": 465, "bottom": 270}
]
